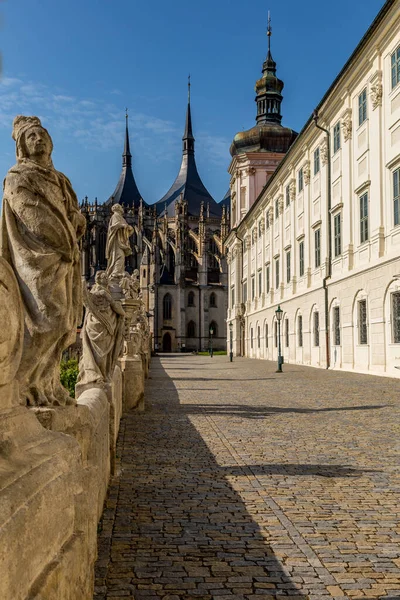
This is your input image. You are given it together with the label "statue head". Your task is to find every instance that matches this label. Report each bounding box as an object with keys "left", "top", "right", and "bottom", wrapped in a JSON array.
[
  {"left": 111, "top": 203, "right": 124, "bottom": 216},
  {"left": 95, "top": 270, "right": 109, "bottom": 287},
  {"left": 12, "top": 115, "right": 53, "bottom": 165}
]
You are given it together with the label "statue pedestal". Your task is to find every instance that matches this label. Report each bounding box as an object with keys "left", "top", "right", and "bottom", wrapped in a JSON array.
[{"left": 119, "top": 356, "right": 144, "bottom": 411}]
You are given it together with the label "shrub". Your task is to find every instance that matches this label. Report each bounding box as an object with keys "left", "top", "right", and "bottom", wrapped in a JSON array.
[{"left": 60, "top": 358, "right": 79, "bottom": 398}]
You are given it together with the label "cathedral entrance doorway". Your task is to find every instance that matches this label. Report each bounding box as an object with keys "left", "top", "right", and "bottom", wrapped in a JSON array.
[{"left": 162, "top": 333, "right": 172, "bottom": 353}]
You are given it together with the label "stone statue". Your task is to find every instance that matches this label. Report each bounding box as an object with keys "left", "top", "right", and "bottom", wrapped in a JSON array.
[
  {"left": 1, "top": 116, "right": 86, "bottom": 406},
  {"left": 105, "top": 204, "right": 133, "bottom": 281},
  {"left": 76, "top": 271, "right": 125, "bottom": 396},
  {"left": 119, "top": 269, "right": 140, "bottom": 300}
]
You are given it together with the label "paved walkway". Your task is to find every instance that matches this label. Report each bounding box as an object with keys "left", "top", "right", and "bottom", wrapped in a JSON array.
[{"left": 94, "top": 356, "right": 400, "bottom": 600}]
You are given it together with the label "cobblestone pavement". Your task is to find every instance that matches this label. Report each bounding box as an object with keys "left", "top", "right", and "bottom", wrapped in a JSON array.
[{"left": 95, "top": 356, "right": 400, "bottom": 600}]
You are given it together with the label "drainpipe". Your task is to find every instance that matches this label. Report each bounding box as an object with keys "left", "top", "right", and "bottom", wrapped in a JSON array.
[{"left": 313, "top": 109, "right": 332, "bottom": 369}]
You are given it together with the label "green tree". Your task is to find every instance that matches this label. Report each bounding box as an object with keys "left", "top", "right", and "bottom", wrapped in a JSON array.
[{"left": 60, "top": 358, "right": 79, "bottom": 399}]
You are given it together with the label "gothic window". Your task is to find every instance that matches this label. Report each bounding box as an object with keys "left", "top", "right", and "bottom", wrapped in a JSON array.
[
  {"left": 210, "top": 292, "right": 216, "bottom": 307},
  {"left": 188, "top": 291, "right": 195, "bottom": 307},
  {"left": 163, "top": 293, "right": 172, "bottom": 320},
  {"left": 187, "top": 321, "right": 196, "bottom": 338}
]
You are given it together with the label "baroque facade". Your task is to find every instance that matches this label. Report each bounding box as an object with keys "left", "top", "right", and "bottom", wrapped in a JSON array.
[
  {"left": 225, "top": 0, "right": 400, "bottom": 378},
  {"left": 81, "top": 92, "right": 229, "bottom": 352}
]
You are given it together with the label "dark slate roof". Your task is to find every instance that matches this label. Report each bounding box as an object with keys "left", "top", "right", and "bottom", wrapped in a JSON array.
[
  {"left": 155, "top": 100, "right": 222, "bottom": 219},
  {"left": 105, "top": 116, "right": 146, "bottom": 208}
]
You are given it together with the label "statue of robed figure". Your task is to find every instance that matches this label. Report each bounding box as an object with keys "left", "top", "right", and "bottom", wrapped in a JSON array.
[
  {"left": 105, "top": 203, "right": 133, "bottom": 282},
  {"left": 1, "top": 115, "right": 86, "bottom": 406},
  {"left": 76, "top": 271, "right": 125, "bottom": 396}
]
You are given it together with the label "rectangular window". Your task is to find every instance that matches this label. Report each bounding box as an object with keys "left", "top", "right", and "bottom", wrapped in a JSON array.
[
  {"left": 275, "top": 199, "right": 279, "bottom": 219},
  {"left": 314, "top": 147, "right": 320, "bottom": 175},
  {"left": 358, "top": 299, "right": 368, "bottom": 345},
  {"left": 298, "top": 168, "right": 304, "bottom": 192},
  {"left": 285, "top": 318, "right": 289, "bottom": 347},
  {"left": 360, "top": 192, "right": 369, "bottom": 243},
  {"left": 266, "top": 265, "right": 270, "bottom": 294},
  {"left": 285, "top": 184, "right": 290, "bottom": 207},
  {"left": 394, "top": 168, "right": 400, "bottom": 226},
  {"left": 334, "top": 214, "right": 341, "bottom": 257},
  {"left": 315, "top": 228, "right": 321, "bottom": 268},
  {"left": 275, "top": 258, "right": 280, "bottom": 289},
  {"left": 298, "top": 315, "right": 303, "bottom": 347},
  {"left": 392, "top": 292, "right": 400, "bottom": 343},
  {"left": 299, "top": 241, "right": 304, "bottom": 277},
  {"left": 313, "top": 311, "right": 319, "bottom": 347},
  {"left": 274, "top": 321, "right": 278, "bottom": 348},
  {"left": 231, "top": 286, "right": 235, "bottom": 308},
  {"left": 243, "top": 281, "right": 247, "bottom": 303},
  {"left": 258, "top": 271, "right": 262, "bottom": 296},
  {"left": 358, "top": 88, "right": 367, "bottom": 125},
  {"left": 333, "top": 306, "right": 341, "bottom": 346},
  {"left": 333, "top": 121, "right": 341, "bottom": 153},
  {"left": 392, "top": 45, "right": 400, "bottom": 89},
  {"left": 286, "top": 250, "right": 291, "bottom": 283},
  {"left": 251, "top": 276, "right": 255, "bottom": 300}
]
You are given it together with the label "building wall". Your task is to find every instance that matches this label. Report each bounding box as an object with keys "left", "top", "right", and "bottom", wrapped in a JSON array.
[{"left": 226, "top": 1, "right": 400, "bottom": 378}]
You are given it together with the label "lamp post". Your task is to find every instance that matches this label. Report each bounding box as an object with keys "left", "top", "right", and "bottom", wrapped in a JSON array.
[
  {"left": 275, "top": 305, "right": 283, "bottom": 373},
  {"left": 210, "top": 326, "right": 214, "bottom": 358},
  {"left": 229, "top": 321, "right": 233, "bottom": 362}
]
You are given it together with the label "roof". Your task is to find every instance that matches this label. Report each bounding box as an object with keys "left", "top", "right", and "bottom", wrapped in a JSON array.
[
  {"left": 105, "top": 115, "right": 146, "bottom": 208},
  {"left": 155, "top": 98, "right": 222, "bottom": 218}
]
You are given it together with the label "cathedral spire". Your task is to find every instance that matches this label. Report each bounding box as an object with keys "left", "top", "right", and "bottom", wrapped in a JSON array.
[
  {"left": 182, "top": 76, "right": 195, "bottom": 155},
  {"left": 123, "top": 108, "right": 132, "bottom": 168}
]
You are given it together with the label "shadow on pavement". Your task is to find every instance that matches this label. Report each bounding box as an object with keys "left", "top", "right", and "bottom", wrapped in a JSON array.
[
  {"left": 95, "top": 357, "right": 308, "bottom": 599},
  {"left": 182, "top": 403, "right": 388, "bottom": 419}
]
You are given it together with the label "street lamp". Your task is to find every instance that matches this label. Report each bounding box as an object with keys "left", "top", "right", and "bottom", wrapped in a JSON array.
[
  {"left": 229, "top": 321, "right": 233, "bottom": 362},
  {"left": 209, "top": 326, "right": 214, "bottom": 358},
  {"left": 275, "top": 305, "right": 283, "bottom": 373}
]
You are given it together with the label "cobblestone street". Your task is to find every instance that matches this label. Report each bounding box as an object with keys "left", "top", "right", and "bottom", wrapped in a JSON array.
[{"left": 94, "top": 356, "right": 400, "bottom": 600}]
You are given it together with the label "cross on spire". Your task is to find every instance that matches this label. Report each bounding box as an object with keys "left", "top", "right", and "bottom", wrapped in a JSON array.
[{"left": 267, "top": 10, "right": 272, "bottom": 53}]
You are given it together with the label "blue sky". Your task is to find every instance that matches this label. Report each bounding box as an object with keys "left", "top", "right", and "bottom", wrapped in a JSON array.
[{"left": 0, "top": 0, "right": 385, "bottom": 205}]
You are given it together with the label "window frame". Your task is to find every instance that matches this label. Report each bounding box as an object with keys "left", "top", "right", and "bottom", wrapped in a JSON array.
[
  {"left": 286, "top": 250, "right": 291, "bottom": 284},
  {"left": 392, "top": 291, "right": 400, "bottom": 343},
  {"left": 299, "top": 240, "right": 304, "bottom": 277},
  {"left": 266, "top": 264, "right": 270, "bottom": 294},
  {"left": 360, "top": 191, "right": 369, "bottom": 244},
  {"left": 333, "top": 121, "right": 341, "bottom": 154},
  {"left": 394, "top": 167, "right": 400, "bottom": 227},
  {"left": 391, "top": 44, "right": 400, "bottom": 90},
  {"left": 315, "top": 228, "right": 321, "bottom": 268},
  {"left": 313, "top": 311, "right": 320, "bottom": 347},
  {"left": 275, "top": 258, "right": 280, "bottom": 290},
  {"left": 285, "top": 318, "right": 289, "bottom": 348},
  {"left": 358, "top": 88, "right": 367, "bottom": 126},
  {"left": 313, "top": 147, "right": 320, "bottom": 175},
  {"left": 285, "top": 185, "right": 290, "bottom": 207},
  {"left": 298, "top": 315, "right": 303, "bottom": 347},
  {"left": 334, "top": 213, "right": 342, "bottom": 257},
  {"left": 358, "top": 299, "right": 368, "bottom": 345},
  {"left": 298, "top": 168, "right": 304, "bottom": 193},
  {"left": 333, "top": 306, "right": 341, "bottom": 346}
]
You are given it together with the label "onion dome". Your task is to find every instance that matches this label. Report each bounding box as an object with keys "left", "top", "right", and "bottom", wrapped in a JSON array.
[{"left": 230, "top": 14, "right": 297, "bottom": 157}]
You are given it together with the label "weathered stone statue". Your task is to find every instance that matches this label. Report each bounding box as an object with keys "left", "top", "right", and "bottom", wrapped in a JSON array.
[
  {"left": 105, "top": 204, "right": 133, "bottom": 281},
  {"left": 1, "top": 115, "right": 86, "bottom": 406},
  {"left": 120, "top": 268, "right": 140, "bottom": 300},
  {"left": 76, "top": 271, "right": 125, "bottom": 396}
]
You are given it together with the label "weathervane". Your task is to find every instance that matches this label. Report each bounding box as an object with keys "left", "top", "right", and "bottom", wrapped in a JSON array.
[{"left": 267, "top": 10, "right": 272, "bottom": 52}]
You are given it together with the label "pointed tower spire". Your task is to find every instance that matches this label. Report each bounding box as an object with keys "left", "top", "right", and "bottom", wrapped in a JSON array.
[
  {"left": 182, "top": 76, "right": 195, "bottom": 155},
  {"left": 123, "top": 108, "right": 132, "bottom": 168}
]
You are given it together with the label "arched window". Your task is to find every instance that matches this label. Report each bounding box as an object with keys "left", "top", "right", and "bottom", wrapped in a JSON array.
[
  {"left": 188, "top": 291, "right": 195, "bottom": 307},
  {"left": 187, "top": 321, "right": 196, "bottom": 338},
  {"left": 163, "top": 293, "right": 172, "bottom": 320},
  {"left": 209, "top": 321, "right": 218, "bottom": 337},
  {"left": 210, "top": 292, "right": 216, "bottom": 307}
]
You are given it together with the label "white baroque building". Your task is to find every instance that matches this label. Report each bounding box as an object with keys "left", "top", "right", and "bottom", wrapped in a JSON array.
[{"left": 226, "top": 0, "right": 400, "bottom": 378}]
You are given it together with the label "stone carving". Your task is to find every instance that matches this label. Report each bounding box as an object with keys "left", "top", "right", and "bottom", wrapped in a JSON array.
[
  {"left": 245, "top": 237, "right": 251, "bottom": 250},
  {"left": 1, "top": 116, "right": 86, "bottom": 406},
  {"left": 105, "top": 204, "right": 134, "bottom": 281},
  {"left": 76, "top": 271, "right": 125, "bottom": 395},
  {"left": 320, "top": 141, "right": 328, "bottom": 165},
  {"left": 341, "top": 110, "right": 352, "bottom": 142},
  {"left": 289, "top": 180, "right": 296, "bottom": 201},
  {"left": 303, "top": 162, "right": 311, "bottom": 185},
  {"left": 371, "top": 82, "right": 383, "bottom": 110},
  {"left": 120, "top": 269, "right": 140, "bottom": 300},
  {"left": 246, "top": 167, "right": 256, "bottom": 175}
]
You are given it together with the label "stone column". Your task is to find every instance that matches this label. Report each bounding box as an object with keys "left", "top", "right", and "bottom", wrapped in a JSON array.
[{"left": 119, "top": 298, "right": 145, "bottom": 411}]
